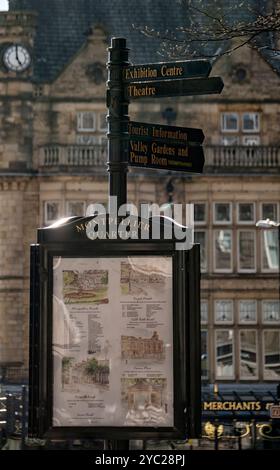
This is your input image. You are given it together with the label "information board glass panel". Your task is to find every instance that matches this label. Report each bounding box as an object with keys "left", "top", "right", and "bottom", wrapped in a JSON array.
[{"left": 52, "top": 255, "right": 173, "bottom": 427}]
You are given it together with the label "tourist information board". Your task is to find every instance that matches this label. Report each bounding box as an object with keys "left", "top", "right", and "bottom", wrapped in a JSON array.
[
  {"left": 29, "top": 216, "right": 201, "bottom": 440},
  {"left": 128, "top": 121, "right": 204, "bottom": 173},
  {"left": 123, "top": 59, "right": 212, "bottom": 82},
  {"left": 126, "top": 76, "right": 224, "bottom": 99}
]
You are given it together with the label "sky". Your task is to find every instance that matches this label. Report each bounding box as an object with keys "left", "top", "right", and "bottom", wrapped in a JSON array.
[{"left": 0, "top": 0, "right": 8, "bottom": 11}]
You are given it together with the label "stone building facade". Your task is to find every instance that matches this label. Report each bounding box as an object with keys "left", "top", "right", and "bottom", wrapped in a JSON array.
[{"left": 0, "top": 1, "right": 279, "bottom": 388}]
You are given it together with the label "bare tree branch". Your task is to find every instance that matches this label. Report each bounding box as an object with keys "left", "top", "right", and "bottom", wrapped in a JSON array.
[{"left": 135, "top": 1, "right": 280, "bottom": 60}]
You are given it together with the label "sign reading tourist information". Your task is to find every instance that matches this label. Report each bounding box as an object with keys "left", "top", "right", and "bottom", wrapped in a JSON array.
[
  {"left": 126, "top": 76, "right": 224, "bottom": 99},
  {"left": 128, "top": 121, "right": 204, "bottom": 173},
  {"left": 123, "top": 59, "right": 212, "bottom": 82}
]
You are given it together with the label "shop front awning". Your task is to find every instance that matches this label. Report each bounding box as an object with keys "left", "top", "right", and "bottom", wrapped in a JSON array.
[{"left": 202, "top": 384, "right": 279, "bottom": 422}]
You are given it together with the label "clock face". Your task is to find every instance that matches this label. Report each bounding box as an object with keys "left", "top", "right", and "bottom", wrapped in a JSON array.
[{"left": 3, "top": 44, "right": 31, "bottom": 72}]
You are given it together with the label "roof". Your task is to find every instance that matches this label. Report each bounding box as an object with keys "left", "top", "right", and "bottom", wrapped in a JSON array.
[
  {"left": 9, "top": 0, "right": 188, "bottom": 83},
  {"left": 9, "top": 0, "right": 280, "bottom": 83}
]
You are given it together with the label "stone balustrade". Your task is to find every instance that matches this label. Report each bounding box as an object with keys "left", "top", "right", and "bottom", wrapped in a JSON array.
[
  {"left": 205, "top": 145, "right": 280, "bottom": 169},
  {"left": 38, "top": 144, "right": 280, "bottom": 172},
  {"left": 38, "top": 144, "right": 107, "bottom": 168}
]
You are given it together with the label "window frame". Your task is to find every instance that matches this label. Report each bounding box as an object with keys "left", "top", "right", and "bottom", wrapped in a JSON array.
[
  {"left": 221, "top": 112, "right": 239, "bottom": 133},
  {"left": 201, "top": 300, "right": 208, "bottom": 324},
  {"left": 237, "top": 229, "right": 256, "bottom": 273},
  {"left": 242, "top": 113, "right": 260, "bottom": 133},
  {"left": 221, "top": 135, "right": 240, "bottom": 146},
  {"left": 194, "top": 229, "right": 207, "bottom": 273},
  {"left": 239, "top": 329, "right": 258, "bottom": 380},
  {"left": 238, "top": 300, "right": 257, "bottom": 324},
  {"left": 44, "top": 201, "right": 61, "bottom": 225},
  {"left": 215, "top": 329, "right": 235, "bottom": 380},
  {"left": 77, "top": 111, "right": 96, "bottom": 132},
  {"left": 213, "top": 229, "right": 233, "bottom": 273},
  {"left": 261, "top": 202, "right": 278, "bottom": 223},
  {"left": 194, "top": 202, "right": 207, "bottom": 225},
  {"left": 261, "top": 229, "right": 279, "bottom": 273},
  {"left": 263, "top": 329, "right": 280, "bottom": 381},
  {"left": 213, "top": 202, "right": 232, "bottom": 225},
  {"left": 242, "top": 135, "right": 260, "bottom": 146},
  {"left": 237, "top": 202, "right": 255, "bottom": 225},
  {"left": 262, "top": 300, "right": 280, "bottom": 325},
  {"left": 66, "top": 201, "right": 86, "bottom": 218},
  {"left": 214, "top": 299, "right": 234, "bottom": 325}
]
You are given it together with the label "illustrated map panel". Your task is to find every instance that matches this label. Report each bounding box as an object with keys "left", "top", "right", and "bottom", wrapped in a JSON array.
[{"left": 52, "top": 256, "right": 173, "bottom": 427}]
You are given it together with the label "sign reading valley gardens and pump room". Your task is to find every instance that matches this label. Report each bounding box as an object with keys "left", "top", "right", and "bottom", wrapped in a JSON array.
[{"left": 128, "top": 121, "right": 204, "bottom": 173}]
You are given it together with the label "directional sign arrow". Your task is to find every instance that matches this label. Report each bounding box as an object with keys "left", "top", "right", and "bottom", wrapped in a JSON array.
[
  {"left": 124, "top": 59, "right": 212, "bottom": 82},
  {"left": 128, "top": 142, "right": 204, "bottom": 173},
  {"left": 128, "top": 121, "right": 204, "bottom": 144},
  {"left": 127, "top": 121, "right": 205, "bottom": 173},
  {"left": 126, "top": 76, "right": 224, "bottom": 99}
]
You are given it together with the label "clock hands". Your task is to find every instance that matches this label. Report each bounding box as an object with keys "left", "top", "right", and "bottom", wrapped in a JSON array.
[{"left": 15, "top": 45, "right": 23, "bottom": 66}]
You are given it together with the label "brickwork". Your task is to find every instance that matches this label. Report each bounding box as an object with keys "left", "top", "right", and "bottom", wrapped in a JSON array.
[{"left": 0, "top": 188, "right": 24, "bottom": 365}]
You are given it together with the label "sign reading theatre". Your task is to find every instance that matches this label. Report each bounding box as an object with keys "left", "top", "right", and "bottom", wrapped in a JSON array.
[{"left": 126, "top": 77, "right": 224, "bottom": 99}]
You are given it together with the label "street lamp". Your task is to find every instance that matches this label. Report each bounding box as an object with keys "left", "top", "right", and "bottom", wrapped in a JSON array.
[{"left": 256, "top": 219, "right": 280, "bottom": 229}]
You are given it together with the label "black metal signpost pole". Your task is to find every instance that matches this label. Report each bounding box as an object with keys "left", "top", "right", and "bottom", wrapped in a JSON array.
[
  {"left": 106, "top": 37, "right": 130, "bottom": 450},
  {"left": 107, "top": 37, "right": 129, "bottom": 211}
]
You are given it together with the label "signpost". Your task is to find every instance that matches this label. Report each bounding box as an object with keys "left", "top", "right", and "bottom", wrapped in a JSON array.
[
  {"left": 106, "top": 37, "right": 223, "bottom": 193},
  {"left": 29, "top": 37, "right": 224, "bottom": 451},
  {"left": 128, "top": 121, "right": 204, "bottom": 173}
]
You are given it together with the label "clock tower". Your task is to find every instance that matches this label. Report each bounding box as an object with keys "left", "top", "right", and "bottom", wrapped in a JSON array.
[
  {"left": 0, "top": 11, "right": 36, "bottom": 79},
  {"left": 0, "top": 11, "right": 37, "bottom": 382},
  {"left": 0, "top": 11, "right": 36, "bottom": 169}
]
